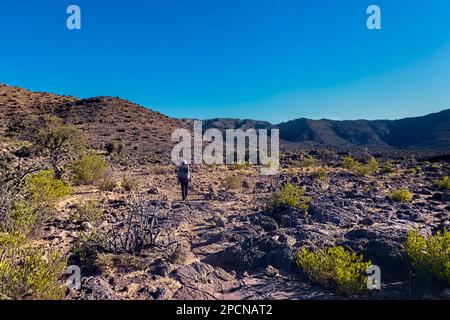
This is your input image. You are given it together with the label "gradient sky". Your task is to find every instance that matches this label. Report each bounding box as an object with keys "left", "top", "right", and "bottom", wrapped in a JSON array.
[{"left": 1, "top": 0, "right": 450, "bottom": 122}]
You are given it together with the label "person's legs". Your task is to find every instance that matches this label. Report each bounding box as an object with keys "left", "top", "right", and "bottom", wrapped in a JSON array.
[
  {"left": 181, "top": 180, "right": 188, "bottom": 200},
  {"left": 184, "top": 181, "right": 189, "bottom": 199}
]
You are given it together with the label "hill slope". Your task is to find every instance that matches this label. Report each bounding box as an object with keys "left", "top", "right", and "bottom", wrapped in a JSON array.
[{"left": 0, "top": 84, "right": 187, "bottom": 163}]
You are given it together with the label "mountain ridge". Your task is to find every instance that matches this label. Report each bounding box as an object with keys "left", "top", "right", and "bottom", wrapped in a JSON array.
[{"left": 1, "top": 83, "right": 449, "bottom": 152}]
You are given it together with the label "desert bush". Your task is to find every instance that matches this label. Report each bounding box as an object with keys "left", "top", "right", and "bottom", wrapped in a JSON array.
[
  {"left": 389, "top": 189, "right": 413, "bottom": 203},
  {"left": 267, "top": 183, "right": 310, "bottom": 211},
  {"left": 34, "top": 116, "right": 86, "bottom": 179},
  {"left": 107, "top": 196, "right": 175, "bottom": 255},
  {"left": 7, "top": 170, "right": 73, "bottom": 234},
  {"left": 224, "top": 174, "right": 243, "bottom": 190},
  {"left": 70, "top": 154, "right": 109, "bottom": 185},
  {"left": 104, "top": 141, "right": 124, "bottom": 155},
  {"left": 232, "top": 162, "right": 250, "bottom": 170},
  {"left": 407, "top": 167, "right": 420, "bottom": 175},
  {"left": 148, "top": 164, "right": 170, "bottom": 175},
  {"left": 296, "top": 246, "right": 371, "bottom": 294},
  {"left": 405, "top": 229, "right": 450, "bottom": 285},
  {"left": 341, "top": 156, "right": 356, "bottom": 170},
  {"left": 121, "top": 175, "right": 138, "bottom": 192},
  {"left": 72, "top": 232, "right": 107, "bottom": 268},
  {"left": 8, "top": 202, "right": 37, "bottom": 235},
  {"left": 434, "top": 176, "right": 450, "bottom": 190},
  {"left": 342, "top": 156, "right": 378, "bottom": 176},
  {"left": 0, "top": 232, "right": 67, "bottom": 300},
  {"left": 382, "top": 161, "right": 396, "bottom": 174},
  {"left": 312, "top": 167, "right": 328, "bottom": 181},
  {"left": 25, "top": 170, "right": 72, "bottom": 206},
  {"left": 299, "top": 155, "right": 315, "bottom": 168},
  {"left": 73, "top": 201, "right": 104, "bottom": 224},
  {"left": 355, "top": 158, "right": 379, "bottom": 176},
  {"left": 97, "top": 175, "right": 117, "bottom": 192}
]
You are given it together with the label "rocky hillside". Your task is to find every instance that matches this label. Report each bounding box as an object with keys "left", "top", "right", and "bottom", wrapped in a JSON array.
[
  {"left": 0, "top": 84, "right": 187, "bottom": 163},
  {"left": 2, "top": 83, "right": 450, "bottom": 160}
]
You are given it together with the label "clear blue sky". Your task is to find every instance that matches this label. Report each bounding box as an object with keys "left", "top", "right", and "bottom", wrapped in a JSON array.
[{"left": 1, "top": 0, "right": 450, "bottom": 123}]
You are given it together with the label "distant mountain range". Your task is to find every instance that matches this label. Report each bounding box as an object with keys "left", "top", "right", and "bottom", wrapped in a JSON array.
[
  {"left": 1, "top": 84, "right": 449, "bottom": 154},
  {"left": 203, "top": 110, "right": 450, "bottom": 151}
]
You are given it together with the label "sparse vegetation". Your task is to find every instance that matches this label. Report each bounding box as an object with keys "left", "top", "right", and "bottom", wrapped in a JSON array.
[
  {"left": 389, "top": 189, "right": 413, "bottom": 203},
  {"left": 341, "top": 156, "right": 357, "bottom": 170},
  {"left": 341, "top": 156, "right": 379, "bottom": 176},
  {"left": 296, "top": 246, "right": 371, "bottom": 294},
  {"left": 70, "top": 154, "right": 109, "bottom": 185},
  {"left": 299, "top": 155, "right": 315, "bottom": 168},
  {"left": 148, "top": 164, "right": 170, "bottom": 175},
  {"left": 25, "top": 170, "right": 72, "bottom": 207},
  {"left": 72, "top": 232, "right": 107, "bottom": 269},
  {"left": 382, "top": 161, "right": 396, "bottom": 174},
  {"left": 312, "top": 167, "right": 328, "bottom": 181},
  {"left": 73, "top": 201, "right": 104, "bottom": 224},
  {"left": 34, "top": 116, "right": 86, "bottom": 179},
  {"left": 223, "top": 174, "right": 243, "bottom": 190},
  {"left": 405, "top": 229, "right": 450, "bottom": 285},
  {"left": 0, "top": 232, "right": 67, "bottom": 300},
  {"left": 97, "top": 175, "right": 117, "bottom": 192},
  {"left": 10, "top": 170, "right": 72, "bottom": 234},
  {"left": 434, "top": 176, "right": 450, "bottom": 190},
  {"left": 232, "top": 162, "right": 250, "bottom": 170},
  {"left": 121, "top": 175, "right": 138, "bottom": 192},
  {"left": 267, "top": 183, "right": 310, "bottom": 211}
]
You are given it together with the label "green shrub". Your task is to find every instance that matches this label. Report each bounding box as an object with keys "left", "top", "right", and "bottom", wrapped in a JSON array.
[
  {"left": 0, "top": 232, "right": 67, "bottom": 300},
  {"left": 341, "top": 156, "right": 356, "bottom": 170},
  {"left": 8, "top": 170, "right": 73, "bottom": 234},
  {"left": 121, "top": 175, "right": 138, "bottom": 192},
  {"left": 97, "top": 175, "right": 117, "bottom": 192},
  {"left": 389, "top": 189, "right": 413, "bottom": 203},
  {"left": 299, "top": 156, "right": 315, "bottom": 168},
  {"left": 312, "top": 167, "right": 328, "bottom": 181},
  {"left": 296, "top": 246, "right": 371, "bottom": 294},
  {"left": 342, "top": 156, "right": 379, "bottom": 176},
  {"left": 223, "top": 174, "right": 243, "bottom": 190},
  {"left": 405, "top": 229, "right": 450, "bottom": 285},
  {"left": 72, "top": 232, "right": 106, "bottom": 268},
  {"left": 70, "top": 154, "right": 109, "bottom": 185},
  {"left": 267, "top": 183, "right": 310, "bottom": 211},
  {"left": 34, "top": 116, "right": 86, "bottom": 179},
  {"left": 25, "top": 170, "right": 72, "bottom": 206},
  {"left": 73, "top": 201, "right": 103, "bottom": 224},
  {"left": 434, "top": 176, "right": 450, "bottom": 190},
  {"left": 382, "top": 161, "right": 396, "bottom": 174},
  {"left": 354, "top": 158, "right": 379, "bottom": 176},
  {"left": 8, "top": 201, "right": 37, "bottom": 235}
]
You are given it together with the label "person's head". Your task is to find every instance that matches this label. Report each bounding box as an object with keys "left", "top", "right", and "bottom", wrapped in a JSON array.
[{"left": 181, "top": 160, "right": 188, "bottom": 166}]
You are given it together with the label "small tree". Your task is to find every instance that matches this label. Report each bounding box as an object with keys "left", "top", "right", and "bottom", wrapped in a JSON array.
[{"left": 34, "top": 116, "right": 86, "bottom": 179}]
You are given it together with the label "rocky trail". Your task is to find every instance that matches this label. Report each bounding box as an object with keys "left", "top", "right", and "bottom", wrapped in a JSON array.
[{"left": 31, "top": 156, "right": 448, "bottom": 300}]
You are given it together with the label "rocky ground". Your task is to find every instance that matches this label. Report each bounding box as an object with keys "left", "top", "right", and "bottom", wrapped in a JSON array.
[{"left": 30, "top": 151, "right": 450, "bottom": 300}]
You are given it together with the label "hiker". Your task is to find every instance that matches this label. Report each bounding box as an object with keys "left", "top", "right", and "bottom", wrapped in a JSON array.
[{"left": 177, "top": 160, "right": 191, "bottom": 201}]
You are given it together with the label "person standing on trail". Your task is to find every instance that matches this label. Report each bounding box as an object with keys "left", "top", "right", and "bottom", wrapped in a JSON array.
[{"left": 177, "top": 160, "right": 191, "bottom": 201}]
